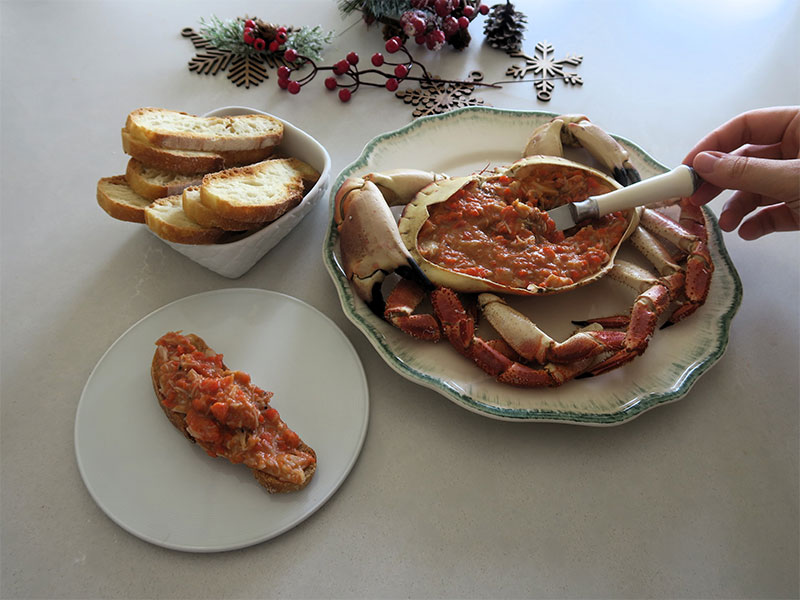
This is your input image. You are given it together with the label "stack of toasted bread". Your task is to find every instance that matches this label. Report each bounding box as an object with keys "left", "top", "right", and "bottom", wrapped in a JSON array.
[{"left": 97, "top": 108, "right": 320, "bottom": 244}]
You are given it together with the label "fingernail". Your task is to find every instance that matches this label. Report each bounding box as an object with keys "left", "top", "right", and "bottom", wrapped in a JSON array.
[{"left": 693, "top": 151, "right": 723, "bottom": 175}]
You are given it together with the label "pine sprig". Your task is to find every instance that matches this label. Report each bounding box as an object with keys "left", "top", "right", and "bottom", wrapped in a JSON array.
[
  {"left": 338, "top": 0, "right": 408, "bottom": 19},
  {"left": 289, "top": 26, "right": 335, "bottom": 62},
  {"left": 198, "top": 15, "right": 256, "bottom": 56}
]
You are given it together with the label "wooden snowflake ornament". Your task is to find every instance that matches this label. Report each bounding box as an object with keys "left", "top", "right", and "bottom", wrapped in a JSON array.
[
  {"left": 506, "top": 41, "right": 583, "bottom": 101},
  {"left": 396, "top": 71, "right": 488, "bottom": 117}
]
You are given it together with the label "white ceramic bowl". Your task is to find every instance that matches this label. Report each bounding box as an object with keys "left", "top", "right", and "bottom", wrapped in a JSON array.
[{"left": 152, "top": 106, "right": 331, "bottom": 278}]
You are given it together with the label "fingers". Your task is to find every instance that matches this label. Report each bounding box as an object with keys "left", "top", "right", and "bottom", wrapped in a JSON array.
[
  {"left": 682, "top": 106, "right": 800, "bottom": 165},
  {"left": 687, "top": 143, "right": 788, "bottom": 206},
  {"left": 737, "top": 201, "right": 800, "bottom": 240},
  {"left": 718, "top": 190, "right": 768, "bottom": 231},
  {"left": 691, "top": 152, "right": 800, "bottom": 202}
]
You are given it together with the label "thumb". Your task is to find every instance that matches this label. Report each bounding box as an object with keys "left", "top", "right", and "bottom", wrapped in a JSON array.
[{"left": 692, "top": 151, "right": 800, "bottom": 202}]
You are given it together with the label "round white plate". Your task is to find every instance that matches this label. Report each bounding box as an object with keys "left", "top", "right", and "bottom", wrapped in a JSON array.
[
  {"left": 323, "top": 107, "right": 742, "bottom": 425},
  {"left": 75, "top": 289, "right": 368, "bottom": 552}
]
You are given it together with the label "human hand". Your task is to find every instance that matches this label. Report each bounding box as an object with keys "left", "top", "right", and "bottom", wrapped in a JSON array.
[{"left": 682, "top": 106, "right": 800, "bottom": 240}]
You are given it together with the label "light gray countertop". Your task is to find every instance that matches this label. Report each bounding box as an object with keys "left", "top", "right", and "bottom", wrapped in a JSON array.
[{"left": 2, "top": 1, "right": 798, "bottom": 598}]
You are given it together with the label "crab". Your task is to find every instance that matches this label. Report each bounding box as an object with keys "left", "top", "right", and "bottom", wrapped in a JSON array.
[{"left": 333, "top": 115, "right": 713, "bottom": 387}]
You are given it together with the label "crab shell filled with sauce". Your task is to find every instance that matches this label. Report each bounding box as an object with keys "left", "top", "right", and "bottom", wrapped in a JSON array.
[{"left": 396, "top": 155, "right": 641, "bottom": 296}]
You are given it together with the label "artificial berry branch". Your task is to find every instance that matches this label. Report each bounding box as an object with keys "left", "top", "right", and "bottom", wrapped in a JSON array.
[
  {"left": 198, "top": 15, "right": 333, "bottom": 62},
  {"left": 338, "top": 0, "right": 490, "bottom": 51},
  {"left": 276, "top": 36, "right": 499, "bottom": 102}
]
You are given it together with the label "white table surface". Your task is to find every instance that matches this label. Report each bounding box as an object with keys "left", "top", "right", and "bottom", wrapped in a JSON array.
[{"left": 2, "top": 1, "right": 798, "bottom": 598}]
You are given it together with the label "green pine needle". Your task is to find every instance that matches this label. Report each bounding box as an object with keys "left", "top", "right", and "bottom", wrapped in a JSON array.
[
  {"left": 288, "top": 26, "right": 335, "bottom": 62},
  {"left": 198, "top": 15, "right": 256, "bottom": 56},
  {"left": 338, "top": 0, "right": 409, "bottom": 19},
  {"left": 197, "top": 15, "right": 334, "bottom": 61}
]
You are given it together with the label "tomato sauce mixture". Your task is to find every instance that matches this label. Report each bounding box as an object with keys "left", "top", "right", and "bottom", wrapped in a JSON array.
[
  {"left": 416, "top": 165, "right": 628, "bottom": 289},
  {"left": 154, "top": 332, "right": 315, "bottom": 485}
]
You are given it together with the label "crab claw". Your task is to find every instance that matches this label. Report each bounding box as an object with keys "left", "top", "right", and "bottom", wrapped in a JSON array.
[
  {"left": 524, "top": 115, "right": 641, "bottom": 187},
  {"left": 334, "top": 170, "right": 444, "bottom": 315}
]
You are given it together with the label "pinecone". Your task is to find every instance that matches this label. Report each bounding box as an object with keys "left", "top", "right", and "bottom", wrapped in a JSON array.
[
  {"left": 255, "top": 19, "right": 279, "bottom": 42},
  {"left": 483, "top": 1, "right": 527, "bottom": 52}
]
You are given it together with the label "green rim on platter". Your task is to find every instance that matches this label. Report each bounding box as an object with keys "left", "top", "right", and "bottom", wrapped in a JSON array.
[{"left": 323, "top": 106, "right": 742, "bottom": 424}]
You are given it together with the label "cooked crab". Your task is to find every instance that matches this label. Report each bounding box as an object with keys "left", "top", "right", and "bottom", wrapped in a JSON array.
[{"left": 333, "top": 115, "right": 713, "bottom": 386}]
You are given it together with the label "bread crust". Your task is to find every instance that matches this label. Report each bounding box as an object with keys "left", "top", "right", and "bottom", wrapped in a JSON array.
[
  {"left": 151, "top": 334, "right": 316, "bottom": 493},
  {"left": 144, "top": 195, "right": 225, "bottom": 244},
  {"left": 96, "top": 175, "right": 152, "bottom": 223},
  {"left": 125, "top": 159, "right": 205, "bottom": 201},
  {"left": 122, "top": 129, "right": 276, "bottom": 175},
  {"left": 181, "top": 187, "right": 264, "bottom": 231},
  {"left": 127, "top": 108, "right": 284, "bottom": 152}
]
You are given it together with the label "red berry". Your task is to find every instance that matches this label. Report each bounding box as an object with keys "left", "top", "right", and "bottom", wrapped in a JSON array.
[
  {"left": 385, "top": 37, "right": 402, "bottom": 53},
  {"left": 243, "top": 30, "right": 255, "bottom": 45},
  {"left": 371, "top": 52, "right": 384, "bottom": 66},
  {"left": 415, "top": 34, "right": 427, "bottom": 45},
  {"left": 277, "top": 66, "right": 291, "bottom": 80},
  {"left": 253, "top": 38, "right": 266, "bottom": 51},
  {"left": 338, "top": 88, "right": 352, "bottom": 102},
  {"left": 478, "top": 3, "right": 489, "bottom": 14},
  {"left": 244, "top": 19, "right": 256, "bottom": 29},
  {"left": 410, "top": 0, "right": 428, "bottom": 7},
  {"left": 277, "top": 78, "right": 289, "bottom": 90},
  {"left": 458, "top": 16, "right": 470, "bottom": 29},
  {"left": 333, "top": 59, "right": 350, "bottom": 75},
  {"left": 276, "top": 31, "right": 287, "bottom": 44},
  {"left": 287, "top": 81, "right": 301, "bottom": 94},
  {"left": 324, "top": 77, "right": 338, "bottom": 90},
  {"left": 426, "top": 29, "right": 446, "bottom": 50},
  {"left": 277, "top": 26, "right": 287, "bottom": 34},
  {"left": 269, "top": 41, "right": 280, "bottom": 52},
  {"left": 400, "top": 10, "right": 427, "bottom": 36},
  {"left": 284, "top": 48, "right": 298, "bottom": 62},
  {"left": 385, "top": 78, "right": 399, "bottom": 92},
  {"left": 443, "top": 16, "right": 459, "bottom": 36},
  {"left": 463, "top": 5, "right": 475, "bottom": 17},
  {"left": 346, "top": 51, "right": 360, "bottom": 65},
  {"left": 394, "top": 64, "right": 409, "bottom": 78},
  {"left": 434, "top": 0, "right": 452, "bottom": 17}
]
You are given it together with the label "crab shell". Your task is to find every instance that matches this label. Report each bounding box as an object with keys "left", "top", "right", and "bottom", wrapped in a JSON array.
[{"left": 397, "top": 155, "right": 642, "bottom": 296}]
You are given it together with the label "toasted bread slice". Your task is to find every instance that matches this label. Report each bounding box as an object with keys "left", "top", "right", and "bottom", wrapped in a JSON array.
[
  {"left": 181, "top": 187, "right": 263, "bottom": 231},
  {"left": 125, "top": 159, "right": 205, "bottom": 201},
  {"left": 97, "top": 175, "right": 153, "bottom": 223},
  {"left": 144, "top": 194, "right": 224, "bottom": 244},
  {"left": 151, "top": 332, "right": 316, "bottom": 493},
  {"left": 200, "top": 158, "right": 320, "bottom": 223},
  {"left": 127, "top": 108, "right": 284, "bottom": 152},
  {"left": 122, "top": 129, "right": 276, "bottom": 175}
]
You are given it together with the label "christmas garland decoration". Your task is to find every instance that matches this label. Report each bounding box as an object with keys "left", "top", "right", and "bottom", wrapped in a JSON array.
[
  {"left": 182, "top": 9, "right": 585, "bottom": 112},
  {"left": 276, "top": 36, "right": 495, "bottom": 114},
  {"left": 182, "top": 16, "right": 334, "bottom": 88}
]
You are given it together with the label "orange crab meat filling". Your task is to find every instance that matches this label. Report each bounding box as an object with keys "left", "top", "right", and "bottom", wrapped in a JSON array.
[
  {"left": 416, "top": 166, "right": 628, "bottom": 289},
  {"left": 154, "top": 332, "right": 315, "bottom": 485}
]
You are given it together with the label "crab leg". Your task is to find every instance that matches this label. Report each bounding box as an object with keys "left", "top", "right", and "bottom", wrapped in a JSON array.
[
  {"left": 524, "top": 115, "right": 641, "bottom": 186},
  {"left": 384, "top": 279, "right": 441, "bottom": 341},
  {"left": 640, "top": 202, "right": 713, "bottom": 323},
  {"left": 570, "top": 261, "right": 685, "bottom": 376},
  {"left": 430, "top": 288, "right": 626, "bottom": 387},
  {"left": 478, "top": 293, "right": 626, "bottom": 365}
]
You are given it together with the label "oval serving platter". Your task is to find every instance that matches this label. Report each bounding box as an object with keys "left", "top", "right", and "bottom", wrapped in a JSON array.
[{"left": 323, "top": 107, "right": 742, "bottom": 424}]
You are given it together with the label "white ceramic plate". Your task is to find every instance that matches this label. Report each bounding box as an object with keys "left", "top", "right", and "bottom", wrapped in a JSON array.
[
  {"left": 151, "top": 107, "right": 331, "bottom": 278},
  {"left": 75, "top": 289, "right": 368, "bottom": 552},
  {"left": 323, "top": 107, "right": 742, "bottom": 425}
]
